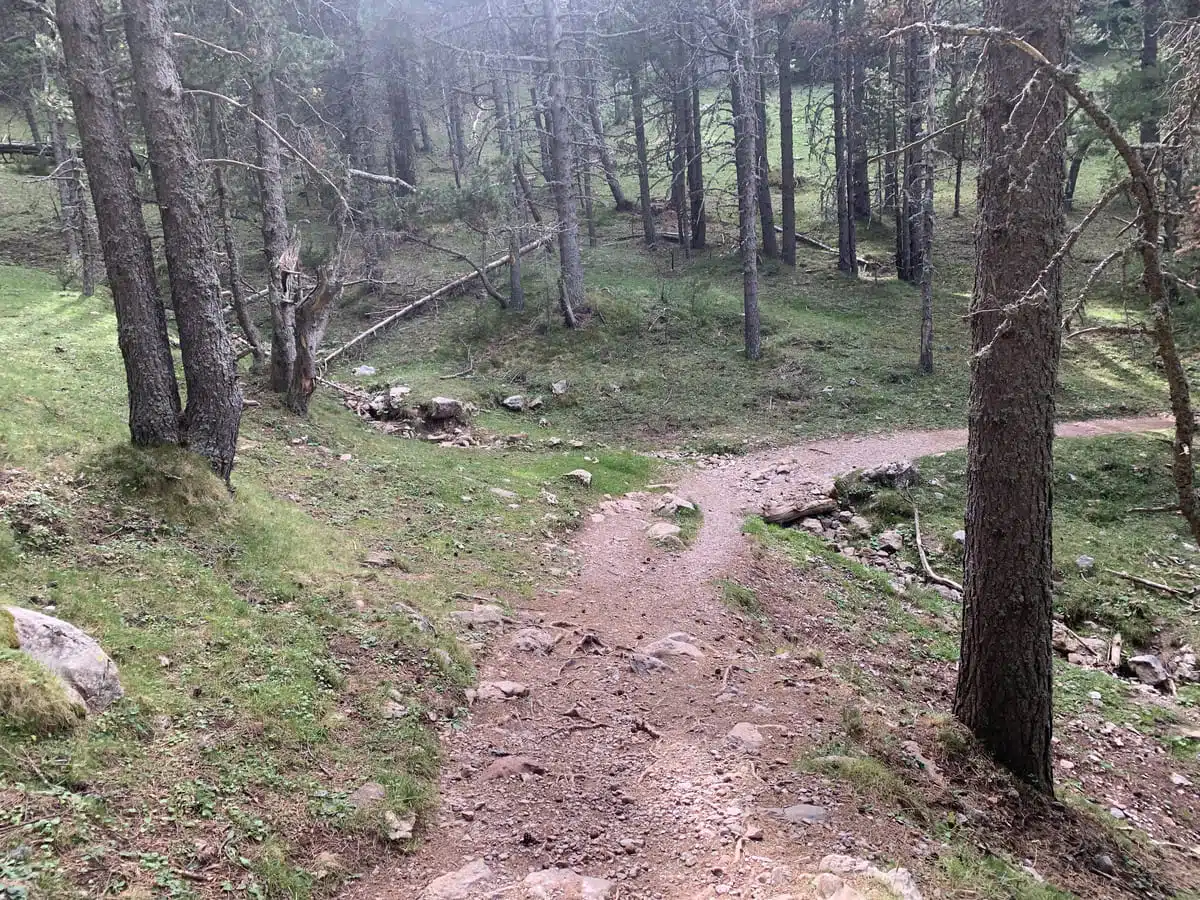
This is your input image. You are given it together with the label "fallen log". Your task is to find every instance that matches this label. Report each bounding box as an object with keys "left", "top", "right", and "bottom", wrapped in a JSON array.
[
  {"left": 348, "top": 167, "right": 415, "bottom": 193},
  {"left": 0, "top": 141, "right": 54, "bottom": 158},
  {"left": 321, "top": 234, "right": 552, "bottom": 365},
  {"left": 913, "top": 504, "right": 963, "bottom": 594},
  {"left": 774, "top": 225, "right": 872, "bottom": 267},
  {"left": 763, "top": 497, "right": 837, "bottom": 526}
]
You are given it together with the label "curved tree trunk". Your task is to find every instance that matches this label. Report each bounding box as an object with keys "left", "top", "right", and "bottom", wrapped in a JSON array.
[
  {"left": 953, "top": 0, "right": 1070, "bottom": 793},
  {"left": 123, "top": 0, "right": 243, "bottom": 479},
  {"left": 53, "top": 0, "right": 181, "bottom": 447},
  {"left": 584, "top": 63, "right": 631, "bottom": 212}
]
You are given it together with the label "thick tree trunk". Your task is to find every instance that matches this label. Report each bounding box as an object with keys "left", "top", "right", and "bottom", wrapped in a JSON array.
[
  {"left": 730, "top": 61, "right": 760, "bottom": 361},
  {"left": 249, "top": 25, "right": 296, "bottom": 392},
  {"left": 210, "top": 100, "right": 266, "bottom": 374},
  {"left": 54, "top": 0, "right": 182, "bottom": 447},
  {"left": 631, "top": 69, "right": 657, "bottom": 244},
  {"left": 287, "top": 260, "right": 341, "bottom": 415},
  {"left": 1139, "top": 0, "right": 1161, "bottom": 148},
  {"left": 953, "top": 0, "right": 1070, "bottom": 794},
  {"left": 778, "top": 17, "right": 796, "bottom": 266},
  {"left": 389, "top": 54, "right": 418, "bottom": 187},
  {"left": 832, "top": 0, "right": 857, "bottom": 275},
  {"left": 755, "top": 75, "right": 778, "bottom": 260},
  {"left": 123, "top": 0, "right": 242, "bottom": 478},
  {"left": 542, "top": 0, "right": 583, "bottom": 328}
]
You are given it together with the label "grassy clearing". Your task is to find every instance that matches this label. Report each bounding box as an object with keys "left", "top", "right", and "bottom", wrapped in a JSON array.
[{"left": 0, "top": 264, "right": 657, "bottom": 897}]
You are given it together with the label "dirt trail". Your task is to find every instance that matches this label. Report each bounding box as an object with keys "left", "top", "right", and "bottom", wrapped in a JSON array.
[{"left": 347, "top": 415, "right": 1170, "bottom": 900}]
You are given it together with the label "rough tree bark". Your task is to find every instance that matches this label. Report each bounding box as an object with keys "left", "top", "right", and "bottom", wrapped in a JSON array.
[
  {"left": 849, "top": 0, "right": 871, "bottom": 220},
  {"left": 755, "top": 74, "right": 778, "bottom": 259},
  {"left": 53, "top": 0, "right": 182, "bottom": 446},
  {"left": 832, "top": 0, "right": 857, "bottom": 275},
  {"left": 389, "top": 51, "right": 418, "bottom": 187},
  {"left": 917, "top": 30, "right": 937, "bottom": 374},
  {"left": 584, "top": 61, "right": 632, "bottom": 212},
  {"left": 730, "top": 40, "right": 760, "bottom": 360},
  {"left": 542, "top": 0, "right": 583, "bottom": 327},
  {"left": 248, "top": 22, "right": 296, "bottom": 392},
  {"left": 631, "top": 68, "right": 657, "bottom": 244},
  {"left": 952, "top": 0, "right": 1071, "bottom": 793},
  {"left": 687, "top": 56, "right": 707, "bottom": 248},
  {"left": 209, "top": 99, "right": 266, "bottom": 374},
  {"left": 670, "top": 39, "right": 692, "bottom": 256},
  {"left": 123, "top": 0, "right": 243, "bottom": 478},
  {"left": 778, "top": 14, "right": 796, "bottom": 266}
]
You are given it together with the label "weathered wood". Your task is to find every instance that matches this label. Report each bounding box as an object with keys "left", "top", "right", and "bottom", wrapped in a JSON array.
[
  {"left": 762, "top": 498, "right": 837, "bottom": 526},
  {"left": 321, "top": 235, "right": 551, "bottom": 365}
]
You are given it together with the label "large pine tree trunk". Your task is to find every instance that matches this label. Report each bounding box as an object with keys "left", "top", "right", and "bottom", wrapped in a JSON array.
[
  {"left": 730, "top": 54, "right": 760, "bottom": 361},
  {"left": 953, "top": 0, "right": 1070, "bottom": 793},
  {"left": 755, "top": 74, "right": 778, "bottom": 260},
  {"left": 777, "top": 16, "right": 796, "bottom": 266},
  {"left": 631, "top": 69, "right": 657, "bottom": 245},
  {"left": 53, "top": 0, "right": 182, "bottom": 447},
  {"left": 917, "top": 33, "right": 937, "bottom": 374},
  {"left": 542, "top": 0, "right": 583, "bottom": 328},
  {"left": 849, "top": 18, "right": 871, "bottom": 221},
  {"left": 1139, "top": 0, "right": 1161, "bottom": 148},
  {"left": 248, "top": 24, "right": 296, "bottom": 392},
  {"left": 389, "top": 53, "right": 418, "bottom": 187},
  {"left": 670, "top": 40, "right": 692, "bottom": 255},
  {"left": 123, "top": 0, "right": 242, "bottom": 478}
]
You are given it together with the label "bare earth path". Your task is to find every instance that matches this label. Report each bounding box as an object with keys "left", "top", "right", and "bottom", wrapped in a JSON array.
[{"left": 347, "top": 416, "right": 1169, "bottom": 900}]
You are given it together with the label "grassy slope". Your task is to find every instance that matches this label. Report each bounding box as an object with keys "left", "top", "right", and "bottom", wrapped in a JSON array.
[
  {"left": 313, "top": 84, "right": 1184, "bottom": 451},
  {"left": 0, "top": 265, "right": 655, "bottom": 898}
]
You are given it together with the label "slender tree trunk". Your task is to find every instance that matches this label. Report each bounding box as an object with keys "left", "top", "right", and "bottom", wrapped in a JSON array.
[
  {"left": 210, "top": 100, "right": 266, "bottom": 374},
  {"left": 731, "top": 54, "right": 760, "bottom": 361},
  {"left": 584, "top": 63, "right": 631, "bottom": 211},
  {"left": 850, "top": 34, "right": 871, "bottom": 219},
  {"left": 502, "top": 54, "right": 527, "bottom": 311},
  {"left": 1064, "top": 152, "right": 1084, "bottom": 212},
  {"left": 542, "top": 0, "right": 582, "bottom": 327},
  {"left": 36, "top": 48, "right": 85, "bottom": 289},
  {"left": 832, "top": 0, "right": 856, "bottom": 275},
  {"left": 917, "top": 33, "right": 937, "bottom": 374},
  {"left": 21, "top": 95, "right": 43, "bottom": 146},
  {"left": 123, "top": 0, "right": 242, "bottom": 478},
  {"left": 953, "top": 155, "right": 964, "bottom": 217},
  {"left": 53, "top": 0, "right": 182, "bottom": 447},
  {"left": 884, "top": 44, "right": 899, "bottom": 214},
  {"left": 688, "top": 69, "right": 707, "bottom": 247},
  {"left": 1139, "top": 0, "right": 1162, "bottom": 149},
  {"left": 953, "top": 0, "right": 1071, "bottom": 794},
  {"left": 418, "top": 110, "right": 433, "bottom": 153},
  {"left": 778, "top": 16, "right": 796, "bottom": 266},
  {"left": 670, "top": 44, "right": 691, "bottom": 256},
  {"left": 531, "top": 85, "right": 552, "bottom": 180},
  {"left": 492, "top": 76, "right": 510, "bottom": 158},
  {"left": 631, "top": 69, "right": 656, "bottom": 244},
  {"left": 249, "top": 25, "right": 296, "bottom": 392},
  {"left": 755, "top": 74, "right": 778, "bottom": 259}
]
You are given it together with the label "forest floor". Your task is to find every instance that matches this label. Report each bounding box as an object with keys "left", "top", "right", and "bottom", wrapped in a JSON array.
[{"left": 347, "top": 416, "right": 1200, "bottom": 900}]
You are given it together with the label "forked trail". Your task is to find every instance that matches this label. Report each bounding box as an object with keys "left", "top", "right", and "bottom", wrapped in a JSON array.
[{"left": 347, "top": 415, "right": 1169, "bottom": 900}]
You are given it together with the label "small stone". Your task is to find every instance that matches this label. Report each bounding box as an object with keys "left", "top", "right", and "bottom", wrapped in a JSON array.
[
  {"left": 551, "top": 380, "right": 568, "bottom": 395},
  {"left": 727, "top": 722, "right": 765, "bottom": 752},
  {"left": 383, "top": 809, "right": 415, "bottom": 841},
  {"left": 629, "top": 652, "right": 672, "bottom": 675},
  {"left": 1088, "top": 690, "right": 1103, "bottom": 707},
  {"left": 470, "top": 681, "right": 529, "bottom": 702},
  {"left": 1076, "top": 555, "right": 1096, "bottom": 574},
  {"left": 1128, "top": 654, "right": 1174, "bottom": 692},
  {"left": 423, "top": 860, "right": 493, "bottom": 899},
  {"left": 490, "top": 487, "right": 518, "bottom": 499},
  {"left": 311, "top": 851, "right": 345, "bottom": 879},
  {"left": 879, "top": 530, "right": 904, "bottom": 553},
  {"left": 744, "top": 824, "right": 764, "bottom": 841},
  {"left": 364, "top": 550, "right": 396, "bottom": 568},
  {"left": 1170, "top": 772, "right": 1192, "bottom": 787},
  {"left": 811, "top": 873, "right": 847, "bottom": 899},
  {"left": 347, "top": 781, "right": 386, "bottom": 810},
  {"left": 449, "top": 604, "right": 507, "bottom": 628},
  {"left": 564, "top": 469, "right": 593, "bottom": 486},
  {"left": 1109, "top": 807, "right": 1126, "bottom": 819},
  {"left": 482, "top": 755, "right": 545, "bottom": 781},
  {"left": 848, "top": 515, "right": 872, "bottom": 537},
  {"left": 953, "top": 529, "right": 966, "bottom": 546},
  {"left": 646, "top": 522, "right": 683, "bottom": 542},
  {"left": 353, "top": 365, "right": 376, "bottom": 376},
  {"left": 511, "top": 628, "right": 557, "bottom": 653},
  {"left": 501, "top": 395, "right": 526, "bottom": 412},
  {"left": 1092, "top": 854, "right": 1117, "bottom": 876},
  {"left": 775, "top": 803, "right": 828, "bottom": 825},
  {"left": 640, "top": 635, "right": 704, "bottom": 659},
  {"left": 801, "top": 518, "right": 824, "bottom": 535},
  {"left": 520, "top": 868, "right": 614, "bottom": 899},
  {"left": 861, "top": 459, "right": 920, "bottom": 489}
]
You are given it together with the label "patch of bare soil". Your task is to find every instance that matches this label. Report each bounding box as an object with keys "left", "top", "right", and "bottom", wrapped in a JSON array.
[{"left": 346, "top": 415, "right": 1197, "bottom": 899}]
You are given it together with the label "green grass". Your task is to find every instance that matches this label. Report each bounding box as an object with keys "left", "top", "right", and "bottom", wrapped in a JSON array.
[
  {"left": 0, "top": 264, "right": 658, "bottom": 897},
  {"left": 937, "top": 845, "right": 1078, "bottom": 899},
  {"left": 906, "top": 434, "right": 1200, "bottom": 649}
]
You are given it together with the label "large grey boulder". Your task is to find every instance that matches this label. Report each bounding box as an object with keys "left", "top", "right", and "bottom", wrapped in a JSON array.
[{"left": 5, "top": 606, "right": 123, "bottom": 713}]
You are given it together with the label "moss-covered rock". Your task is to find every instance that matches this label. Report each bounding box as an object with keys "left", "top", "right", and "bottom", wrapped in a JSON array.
[
  {"left": 1, "top": 607, "right": 16, "bottom": 649},
  {"left": 0, "top": 648, "right": 86, "bottom": 736}
]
